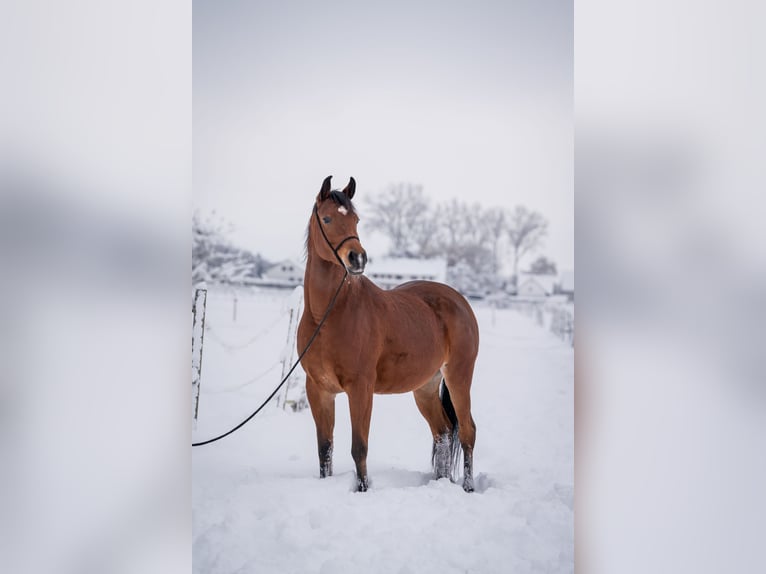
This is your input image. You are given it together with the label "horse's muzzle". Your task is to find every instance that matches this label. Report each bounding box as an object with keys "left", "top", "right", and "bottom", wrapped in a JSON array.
[{"left": 347, "top": 249, "right": 367, "bottom": 275}]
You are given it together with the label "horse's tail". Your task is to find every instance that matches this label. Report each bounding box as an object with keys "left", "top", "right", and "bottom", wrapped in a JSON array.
[{"left": 439, "top": 379, "right": 463, "bottom": 482}]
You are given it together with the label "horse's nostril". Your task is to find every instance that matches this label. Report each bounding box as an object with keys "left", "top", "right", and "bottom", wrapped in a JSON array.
[{"left": 348, "top": 250, "right": 366, "bottom": 271}]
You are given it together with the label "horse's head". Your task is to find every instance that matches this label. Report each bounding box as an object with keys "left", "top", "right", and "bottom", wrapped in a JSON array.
[{"left": 311, "top": 175, "right": 367, "bottom": 275}]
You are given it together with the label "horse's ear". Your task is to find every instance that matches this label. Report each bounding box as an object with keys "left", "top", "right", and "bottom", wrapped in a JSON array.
[
  {"left": 342, "top": 176, "right": 356, "bottom": 199},
  {"left": 318, "top": 175, "right": 332, "bottom": 202}
]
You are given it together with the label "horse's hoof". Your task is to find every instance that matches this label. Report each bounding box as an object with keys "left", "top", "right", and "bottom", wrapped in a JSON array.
[
  {"left": 356, "top": 476, "right": 369, "bottom": 492},
  {"left": 463, "top": 478, "right": 475, "bottom": 492}
]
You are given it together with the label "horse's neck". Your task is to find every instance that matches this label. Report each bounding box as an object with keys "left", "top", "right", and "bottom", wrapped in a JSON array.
[{"left": 303, "top": 254, "right": 349, "bottom": 322}]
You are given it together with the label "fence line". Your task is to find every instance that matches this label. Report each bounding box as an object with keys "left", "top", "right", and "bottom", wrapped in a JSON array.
[
  {"left": 204, "top": 361, "right": 282, "bottom": 394},
  {"left": 204, "top": 312, "right": 287, "bottom": 352},
  {"left": 493, "top": 297, "right": 574, "bottom": 347}
]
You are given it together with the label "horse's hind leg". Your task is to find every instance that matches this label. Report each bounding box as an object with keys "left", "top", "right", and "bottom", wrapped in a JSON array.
[
  {"left": 306, "top": 376, "right": 335, "bottom": 478},
  {"left": 413, "top": 372, "right": 454, "bottom": 480},
  {"left": 441, "top": 361, "right": 477, "bottom": 492}
]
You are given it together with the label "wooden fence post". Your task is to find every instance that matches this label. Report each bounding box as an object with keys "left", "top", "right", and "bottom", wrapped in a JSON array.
[
  {"left": 278, "top": 287, "right": 306, "bottom": 411},
  {"left": 192, "top": 288, "right": 208, "bottom": 422}
]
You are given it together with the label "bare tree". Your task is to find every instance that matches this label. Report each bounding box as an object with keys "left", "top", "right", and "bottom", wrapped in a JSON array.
[
  {"left": 192, "top": 211, "right": 228, "bottom": 284},
  {"left": 436, "top": 200, "right": 494, "bottom": 274},
  {"left": 506, "top": 206, "right": 548, "bottom": 285},
  {"left": 363, "top": 183, "right": 431, "bottom": 257},
  {"left": 409, "top": 208, "right": 441, "bottom": 258},
  {"left": 436, "top": 199, "right": 467, "bottom": 266},
  {"left": 528, "top": 255, "right": 557, "bottom": 275},
  {"left": 480, "top": 208, "right": 506, "bottom": 275}
]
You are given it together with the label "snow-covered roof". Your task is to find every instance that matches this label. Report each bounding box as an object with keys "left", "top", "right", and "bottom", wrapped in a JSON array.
[
  {"left": 518, "top": 272, "right": 557, "bottom": 295},
  {"left": 366, "top": 257, "right": 447, "bottom": 279}
]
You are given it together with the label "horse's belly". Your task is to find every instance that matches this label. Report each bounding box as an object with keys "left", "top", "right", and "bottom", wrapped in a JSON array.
[{"left": 374, "top": 357, "right": 443, "bottom": 394}]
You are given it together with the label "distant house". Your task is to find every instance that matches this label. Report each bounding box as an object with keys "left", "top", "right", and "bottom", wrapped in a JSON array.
[
  {"left": 258, "top": 259, "right": 304, "bottom": 287},
  {"left": 516, "top": 272, "right": 558, "bottom": 299},
  {"left": 366, "top": 257, "right": 447, "bottom": 290},
  {"left": 557, "top": 270, "right": 574, "bottom": 301}
]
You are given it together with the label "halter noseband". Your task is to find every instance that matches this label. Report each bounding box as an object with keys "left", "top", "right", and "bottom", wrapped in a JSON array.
[{"left": 313, "top": 203, "right": 359, "bottom": 269}]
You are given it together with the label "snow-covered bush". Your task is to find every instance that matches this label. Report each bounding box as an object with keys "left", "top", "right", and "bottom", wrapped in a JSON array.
[{"left": 192, "top": 211, "right": 270, "bottom": 286}]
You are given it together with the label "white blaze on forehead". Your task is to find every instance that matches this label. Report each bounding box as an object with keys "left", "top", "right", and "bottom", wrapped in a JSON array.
[{"left": 337, "top": 206, "right": 348, "bottom": 215}]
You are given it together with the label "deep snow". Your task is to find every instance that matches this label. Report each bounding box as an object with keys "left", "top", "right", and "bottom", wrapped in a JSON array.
[{"left": 193, "top": 288, "right": 573, "bottom": 574}]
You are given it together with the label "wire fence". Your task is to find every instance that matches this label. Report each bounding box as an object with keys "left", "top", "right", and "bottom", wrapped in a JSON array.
[{"left": 491, "top": 297, "right": 574, "bottom": 347}]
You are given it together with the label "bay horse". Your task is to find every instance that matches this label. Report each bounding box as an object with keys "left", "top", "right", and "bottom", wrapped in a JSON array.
[{"left": 297, "top": 175, "right": 480, "bottom": 492}]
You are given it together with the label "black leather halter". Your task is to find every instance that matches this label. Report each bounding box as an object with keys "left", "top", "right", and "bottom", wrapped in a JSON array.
[{"left": 313, "top": 203, "right": 359, "bottom": 269}]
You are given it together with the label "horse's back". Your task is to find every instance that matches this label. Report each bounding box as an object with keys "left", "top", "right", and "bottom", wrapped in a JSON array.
[
  {"left": 390, "top": 280, "right": 479, "bottom": 356},
  {"left": 361, "top": 280, "right": 477, "bottom": 393}
]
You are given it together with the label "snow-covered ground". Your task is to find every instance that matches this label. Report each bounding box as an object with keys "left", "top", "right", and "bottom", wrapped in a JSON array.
[{"left": 192, "top": 287, "right": 573, "bottom": 574}]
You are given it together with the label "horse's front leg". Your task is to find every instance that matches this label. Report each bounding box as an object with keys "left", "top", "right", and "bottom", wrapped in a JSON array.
[
  {"left": 306, "top": 376, "right": 336, "bottom": 478},
  {"left": 347, "top": 384, "right": 374, "bottom": 492}
]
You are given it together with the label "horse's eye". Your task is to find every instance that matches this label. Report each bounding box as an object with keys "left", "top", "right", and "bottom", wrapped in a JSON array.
[{"left": 322, "top": 216, "right": 332, "bottom": 224}]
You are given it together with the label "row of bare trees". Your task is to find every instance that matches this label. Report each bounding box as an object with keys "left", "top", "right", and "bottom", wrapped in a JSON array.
[{"left": 362, "top": 183, "right": 551, "bottom": 292}]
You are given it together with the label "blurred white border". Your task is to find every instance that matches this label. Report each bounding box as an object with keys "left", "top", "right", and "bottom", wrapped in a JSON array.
[
  {"left": 1, "top": 1, "right": 190, "bottom": 573},
  {"left": 577, "top": 1, "right": 766, "bottom": 572},
  {"left": 2, "top": 0, "right": 764, "bottom": 572}
]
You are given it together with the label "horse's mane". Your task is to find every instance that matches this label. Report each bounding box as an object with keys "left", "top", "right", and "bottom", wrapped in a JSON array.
[{"left": 303, "top": 190, "right": 357, "bottom": 260}]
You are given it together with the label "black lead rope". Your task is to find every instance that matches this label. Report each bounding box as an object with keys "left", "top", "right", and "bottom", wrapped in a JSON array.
[{"left": 192, "top": 204, "right": 355, "bottom": 447}]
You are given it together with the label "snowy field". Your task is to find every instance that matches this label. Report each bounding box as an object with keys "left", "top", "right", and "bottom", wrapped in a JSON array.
[{"left": 192, "top": 287, "right": 573, "bottom": 574}]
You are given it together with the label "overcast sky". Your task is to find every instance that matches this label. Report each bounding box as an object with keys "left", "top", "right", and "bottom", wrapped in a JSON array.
[{"left": 193, "top": 0, "right": 573, "bottom": 271}]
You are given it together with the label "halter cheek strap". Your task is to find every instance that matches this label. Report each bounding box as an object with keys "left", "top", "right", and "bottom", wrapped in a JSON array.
[{"left": 313, "top": 204, "right": 359, "bottom": 269}]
